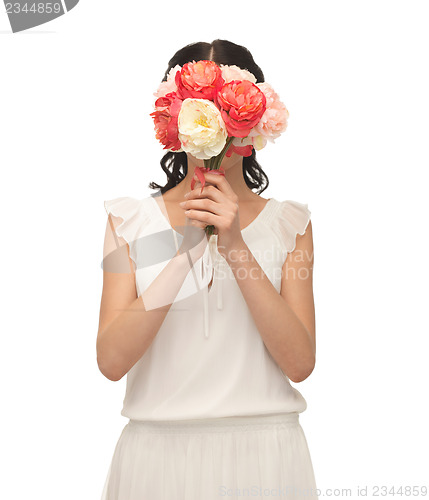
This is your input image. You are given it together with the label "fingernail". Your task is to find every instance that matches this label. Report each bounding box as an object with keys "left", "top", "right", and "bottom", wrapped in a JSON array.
[
  {"left": 179, "top": 201, "right": 186, "bottom": 207},
  {"left": 184, "top": 192, "right": 189, "bottom": 197},
  {"left": 184, "top": 210, "right": 191, "bottom": 214}
]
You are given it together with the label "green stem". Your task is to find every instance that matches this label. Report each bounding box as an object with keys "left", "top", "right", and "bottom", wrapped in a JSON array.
[{"left": 213, "top": 136, "right": 234, "bottom": 170}]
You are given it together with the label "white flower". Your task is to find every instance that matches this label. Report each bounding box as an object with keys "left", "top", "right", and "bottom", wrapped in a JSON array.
[
  {"left": 252, "top": 135, "right": 267, "bottom": 150},
  {"left": 233, "top": 134, "right": 267, "bottom": 152},
  {"left": 178, "top": 99, "right": 227, "bottom": 160},
  {"left": 220, "top": 64, "right": 257, "bottom": 84}
]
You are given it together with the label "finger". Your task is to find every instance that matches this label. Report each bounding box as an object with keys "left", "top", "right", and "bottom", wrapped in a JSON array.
[
  {"left": 188, "top": 217, "right": 206, "bottom": 229},
  {"left": 180, "top": 186, "right": 219, "bottom": 225},
  {"left": 195, "top": 170, "right": 235, "bottom": 199},
  {"left": 191, "top": 176, "right": 215, "bottom": 192},
  {"left": 184, "top": 207, "right": 220, "bottom": 229},
  {"left": 183, "top": 197, "right": 222, "bottom": 218},
  {"left": 189, "top": 170, "right": 229, "bottom": 198},
  {"left": 187, "top": 172, "right": 221, "bottom": 199},
  {"left": 185, "top": 185, "right": 223, "bottom": 204}
]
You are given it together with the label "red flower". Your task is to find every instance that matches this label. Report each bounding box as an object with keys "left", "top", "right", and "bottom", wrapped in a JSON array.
[
  {"left": 216, "top": 80, "right": 266, "bottom": 138},
  {"left": 175, "top": 60, "right": 225, "bottom": 100},
  {"left": 150, "top": 92, "right": 182, "bottom": 151}
]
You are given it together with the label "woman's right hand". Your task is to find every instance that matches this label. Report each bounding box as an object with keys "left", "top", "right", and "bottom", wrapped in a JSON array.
[{"left": 177, "top": 213, "right": 209, "bottom": 263}]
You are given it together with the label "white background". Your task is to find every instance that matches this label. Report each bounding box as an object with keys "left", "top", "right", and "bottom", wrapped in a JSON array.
[{"left": 1, "top": 1, "right": 428, "bottom": 498}]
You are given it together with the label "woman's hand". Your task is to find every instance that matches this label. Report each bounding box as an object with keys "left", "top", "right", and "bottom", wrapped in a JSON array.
[
  {"left": 180, "top": 171, "right": 245, "bottom": 259},
  {"left": 176, "top": 215, "right": 208, "bottom": 263}
]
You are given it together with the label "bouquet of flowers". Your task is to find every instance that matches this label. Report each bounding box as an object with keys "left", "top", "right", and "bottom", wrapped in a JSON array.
[{"left": 150, "top": 60, "right": 289, "bottom": 235}]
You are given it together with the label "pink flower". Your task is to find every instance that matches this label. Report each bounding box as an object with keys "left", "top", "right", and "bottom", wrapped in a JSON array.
[
  {"left": 216, "top": 80, "right": 266, "bottom": 138},
  {"left": 153, "top": 64, "right": 182, "bottom": 99},
  {"left": 175, "top": 60, "right": 224, "bottom": 100},
  {"left": 219, "top": 64, "right": 257, "bottom": 84},
  {"left": 150, "top": 92, "right": 183, "bottom": 151},
  {"left": 248, "top": 83, "right": 289, "bottom": 143}
]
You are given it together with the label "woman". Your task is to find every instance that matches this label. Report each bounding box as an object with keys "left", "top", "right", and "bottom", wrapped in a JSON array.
[{"left": 97, "top": 39, "right": 318, "bottom": 500}]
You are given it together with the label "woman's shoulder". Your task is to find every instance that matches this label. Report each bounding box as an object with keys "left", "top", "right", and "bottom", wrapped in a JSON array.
[
  {"left": 269, "top": 197, "right": 312, "bottom": 255},
  {"left": 104, "top": 194, "right": 154, "bottom": 216},
  {"left": 271, "top": 197, "right": 311, "bottom": 215},
  {"left": 103, "top": 194, "right": 156, "bottom": 242}
]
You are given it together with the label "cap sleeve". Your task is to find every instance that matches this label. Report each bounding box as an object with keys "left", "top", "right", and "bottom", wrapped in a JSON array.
[
  {"left": 103, "top": 196, "right": 148, "bottom": 270},
  {"left": 273, "top": 200, "right": 312, "bottom": 261}
]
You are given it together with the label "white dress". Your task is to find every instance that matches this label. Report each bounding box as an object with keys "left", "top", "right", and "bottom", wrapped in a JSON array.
[{"left": 100, "top": 191, "right": 318, "bottom": 500}]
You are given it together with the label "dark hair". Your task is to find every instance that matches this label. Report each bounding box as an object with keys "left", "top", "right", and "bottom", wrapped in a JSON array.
[{"left": 149, "top": 39, "right": 270, "bottom": 195}]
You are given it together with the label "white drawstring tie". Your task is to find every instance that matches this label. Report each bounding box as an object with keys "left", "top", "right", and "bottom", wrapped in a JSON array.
[{"left": 202, "top": 234, "right": 224, "bottom": 339}]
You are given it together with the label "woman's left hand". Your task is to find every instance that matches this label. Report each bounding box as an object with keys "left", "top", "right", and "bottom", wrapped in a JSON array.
[{"left": 181, "top": 171, "right": 244, "bottom": 259}]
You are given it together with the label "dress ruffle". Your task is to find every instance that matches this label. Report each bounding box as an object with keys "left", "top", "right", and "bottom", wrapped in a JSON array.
[
  {"left": 104, "top": 196, "right": 150, "bottom": 267},
  {"left": 271, "top": 200, "right": 312, "bottom": 260}
]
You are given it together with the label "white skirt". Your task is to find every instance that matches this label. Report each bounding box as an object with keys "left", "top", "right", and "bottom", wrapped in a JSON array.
[{"left": 100, "top": 412, "right": 318, "bottom": 500}]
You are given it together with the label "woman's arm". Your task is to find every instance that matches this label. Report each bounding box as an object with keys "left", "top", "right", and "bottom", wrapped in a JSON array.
[
  {"left": 96, "top": 214, "right": 206, "bottom": 382},
  {"left": 225, "top": 221, "right": 315, "bottom": 383},
  {"left": 178, "top": 171, "right": 316, "bottom": 383}
]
